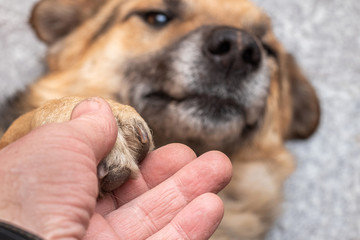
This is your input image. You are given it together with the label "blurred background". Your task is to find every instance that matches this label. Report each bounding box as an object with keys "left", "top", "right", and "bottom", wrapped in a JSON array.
[{"left": 0, "top": 0, "right": 359, "bottom": 239}]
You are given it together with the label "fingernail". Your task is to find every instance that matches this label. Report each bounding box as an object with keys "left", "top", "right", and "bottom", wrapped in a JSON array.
[{"left": 71, "top": 97, "right": 105, "bottom": 119}]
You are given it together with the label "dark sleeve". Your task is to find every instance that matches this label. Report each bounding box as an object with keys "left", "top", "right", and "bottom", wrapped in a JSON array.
[{"left": 0, "top": 221, "right": 43, "bottom": 240}]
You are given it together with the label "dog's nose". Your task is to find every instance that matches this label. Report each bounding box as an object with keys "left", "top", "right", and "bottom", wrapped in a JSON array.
[{"left": 204, "top": 27, "right": 261, "bottom": 73}]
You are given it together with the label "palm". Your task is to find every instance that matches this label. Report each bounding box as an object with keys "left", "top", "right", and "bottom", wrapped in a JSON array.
[{"left": 84, "top": 144, "right": 231, "bottom": 240}]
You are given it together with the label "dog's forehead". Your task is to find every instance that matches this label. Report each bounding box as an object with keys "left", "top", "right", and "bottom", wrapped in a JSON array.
[{"left": 118, "top": 0, "right": 266, "bottom": 25}]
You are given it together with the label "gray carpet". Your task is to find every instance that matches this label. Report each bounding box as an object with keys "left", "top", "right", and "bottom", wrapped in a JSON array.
[{"left": 0, "top": 1, "right": 359, "bottom": 239}]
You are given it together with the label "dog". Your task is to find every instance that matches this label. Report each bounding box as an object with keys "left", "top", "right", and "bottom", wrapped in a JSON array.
[{"left": 0, "top": 0, "right": 320, "bottom": 239}]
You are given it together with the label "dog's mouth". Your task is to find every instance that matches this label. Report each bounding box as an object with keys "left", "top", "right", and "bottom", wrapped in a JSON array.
[
  {"left": 129, "top": 70, "right": 268, "bottom": 154},
  {"left": 144, "top": 91, "right": 180, "bottom": 103},
  {"left": 140, "top": 88, "right": 262, "bottom": 154},
  {"left": 145, "top": 91, "right": 240, "bottom": 107},
  {"left": 143, "top": 89, "right": 250, "bottom": 123}
]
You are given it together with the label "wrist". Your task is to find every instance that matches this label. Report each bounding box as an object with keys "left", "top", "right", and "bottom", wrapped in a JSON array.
[{"left": 0, "top": 169, "right": 42, "bottom": 239}]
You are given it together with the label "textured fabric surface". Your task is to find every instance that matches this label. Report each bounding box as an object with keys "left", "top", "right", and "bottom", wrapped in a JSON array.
[{"left": 0, "top": 1, "right": 359, "bottom": 239}]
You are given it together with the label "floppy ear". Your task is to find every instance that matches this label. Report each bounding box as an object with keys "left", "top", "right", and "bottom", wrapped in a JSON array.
[
  {"left": 30, "top": 0, "right": 104, "bottom": 44},
  {"left": 285, "top": 54, "right": 320, "bottom": 139}
]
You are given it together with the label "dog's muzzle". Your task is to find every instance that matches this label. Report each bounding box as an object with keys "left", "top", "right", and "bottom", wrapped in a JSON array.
[{"left": 126, "top": 25, "right": 269, "bottom": 153}]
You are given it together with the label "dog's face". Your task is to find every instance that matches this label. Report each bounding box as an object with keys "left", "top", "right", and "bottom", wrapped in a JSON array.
[{"left": 30, "top": 0, "right": 320, "bottom": 155}]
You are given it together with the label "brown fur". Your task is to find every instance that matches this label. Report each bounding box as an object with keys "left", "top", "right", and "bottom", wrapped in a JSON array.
[{"left": 0, "top": 0, "right": 320, "bottom": 239}]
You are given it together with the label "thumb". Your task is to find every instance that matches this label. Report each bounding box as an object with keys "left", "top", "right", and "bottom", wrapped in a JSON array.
[{"left": 69, "top": 98, "right": 118, "bottom": 163}]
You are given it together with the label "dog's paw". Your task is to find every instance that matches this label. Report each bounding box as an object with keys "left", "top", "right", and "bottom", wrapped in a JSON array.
[{"left": 96, "top": 101, "right": 154, "bottom": 195}]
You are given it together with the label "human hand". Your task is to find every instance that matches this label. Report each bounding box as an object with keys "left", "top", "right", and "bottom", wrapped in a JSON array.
[{"left": 0, "top": 98, "right": 232, "bottom": 240}]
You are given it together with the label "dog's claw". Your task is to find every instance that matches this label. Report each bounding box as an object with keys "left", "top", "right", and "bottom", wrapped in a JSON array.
[
  {"left": 135, "top": 123, "right": 151, "bottom": 163},
  {"left": 136, "top": 124, "right": 149, "bottom": 144},
  {"left": 99, "top": 164, "right": 131, "bottom": 193},
  {"left": 97, "top": 161, "right": 109, "bottom": 180}
]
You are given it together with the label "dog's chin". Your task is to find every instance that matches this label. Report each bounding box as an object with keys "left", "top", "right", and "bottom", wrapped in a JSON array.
[{"left": 135, "top": 91, "right": 260, "bottom": 154}]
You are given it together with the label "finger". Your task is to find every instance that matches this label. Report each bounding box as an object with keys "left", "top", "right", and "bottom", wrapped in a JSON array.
[
  {"left": 141, "top": 143, "right": 197, "bottom": 188},
  {"left": 69, "top": 97, "right": 118, "bottom": 163},
  {"left": 147, "top": 193, "right": 224, "bottom": 240},
  {"left": 105, "top": 151, "right": 232, "bottom": 239},
  {"left": 114, "top": 143, "right": 197, "bottom": 203},
  {"left": 96, "top": 144, "right": 197, "bottom": 215}
]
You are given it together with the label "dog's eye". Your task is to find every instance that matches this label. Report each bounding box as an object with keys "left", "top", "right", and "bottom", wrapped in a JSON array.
[{"left": 140, "top": 11, "right": 173, "bottom": 27}]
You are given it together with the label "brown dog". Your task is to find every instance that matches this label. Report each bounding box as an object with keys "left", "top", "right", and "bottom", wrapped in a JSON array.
[{"left": 0, "top": 0, "right": 320, "bottom": 239}]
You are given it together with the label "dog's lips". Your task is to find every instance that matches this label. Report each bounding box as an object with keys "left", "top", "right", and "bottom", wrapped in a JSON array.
[
  {"left": 145, "top": 91, "right": 241, "bottom": 107},
  {"left": 144, "top": 91, "right": 181, "bottom": 103},
  {"left": 143, "top": 90, "right": 247, "bottom": 124},
  {"left": 143, "top": 90, "right": 265, "bottom": 130},
  {"left": 143, "top": 90, "right": 261, "bottom": 143}
]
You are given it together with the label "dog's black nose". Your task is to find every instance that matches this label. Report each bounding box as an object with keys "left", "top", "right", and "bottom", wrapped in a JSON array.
[{"left": 204, "top": 27, "right": 262, "bottom": 73}]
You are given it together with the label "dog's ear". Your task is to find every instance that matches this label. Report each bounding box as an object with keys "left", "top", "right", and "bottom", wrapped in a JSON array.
[
  {"left": 30, "top": 0, "right": 104, "bottom": 44},
  {"left": 285, "top": 54, "right": 320, "bottom": 139}
]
